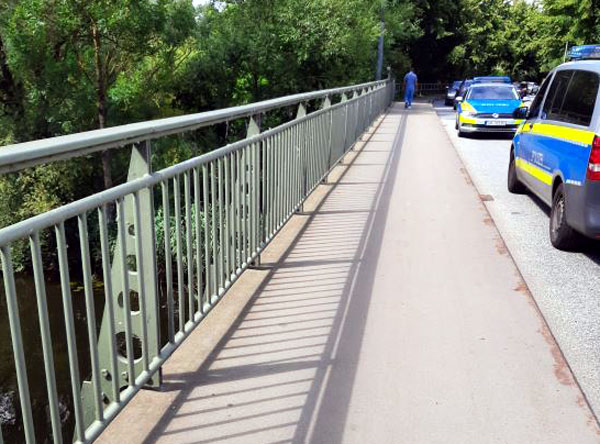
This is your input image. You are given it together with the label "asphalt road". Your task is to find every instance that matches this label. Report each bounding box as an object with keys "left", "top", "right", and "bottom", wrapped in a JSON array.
[{"left": 433, "top": 99, "right": 600, "bottom": 420}]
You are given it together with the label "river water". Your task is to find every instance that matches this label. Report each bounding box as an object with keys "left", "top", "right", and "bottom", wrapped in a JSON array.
[{"left": 0, "top": 276, "right": 103, "bottom": 443}]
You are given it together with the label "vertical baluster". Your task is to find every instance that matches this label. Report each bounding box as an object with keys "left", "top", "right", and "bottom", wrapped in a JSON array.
[
  {"left": 276, "top": 133, "right": 283, "bottom": 225},
  {"left": 315, "top": 114, "right": 321, "bottom": 181},
  {"left": 250, "top": 143, "right": 257, "bottom": 255},
  {"left": 194, "top": 168, "right": 203, "bottom": 315},
  {"left": 173, "top": 176, "right": 185, "bottom": 331},
  {"left": 313, "top": 117, "right": 318, "bottom": 185},
  {"left": 261, "top": 138, "right": 267, "bottom": 247},
  {"left": 307, "top": 119, "right": 313, "bottom": 192},
  {"left": 287, "top": 127, "right": 293, "bottom": 212},
  {"left": 184, "top": 172, "right": 194, "bottom": 320},
  {"left": 294, "top": 124, "right": 300, "bottom": 205},
  {"left": 321, "top": 112, "right": 327, "bottom": 173},
  {"left": 133, "top": 191, "right": 150, "bottom": 371},
  {"left": 217, "top": 158, "right": 224, "bottom": 290},
  {"left": 210, "top": 162, "right": 218, "bottom": 300},
  {"left": 161, "top": 183, "right": 175, "bottom": 343},
  {"left": 235, "top": 150, "right": 242, "bottom": 267},
  {"left": 29, "top": 232, "right": 62, "bottom": 443},
  {"left": 255, "top": 141, "right": 261, "bottom": 253},
  {"left": 56, "top": 223, "right": 85, "bottom": 440},
  {"left": 1, "top": 246, "right": 35, "bottom": 444},
  {"left": 229, "top": 154, "right": 236, "bottom": 275},
  {"left": 284, "top": 129, "right": 291, "bottom": 216},
  {"left": 240, "top": 150, "right": 247, "bottom": 264},
  {"left": 97, "top": 206, "right": 120, "bottom": 404},
  {"left": 319, "top": 112, "right": 329, "bottom": 175},
  {"left": 78, "top": 213, "right": 103, "bottom": 421},
  {"left": 267, "top": 136, "right": 273, "bottom": 236},
  {"left": 117, "top": 199, "right": 135, "bottom": 385},
  {"left": 202, "top": 164, "right": 212, "bottom": 306},
  {"left": 283, "top": 130, "right": 289, "bottom": 215},
  {"left": 307, "top": 119, "right": 313, "bottom": 190},
  {"left": 224, "top": 155, "right": 231, "bottom": 281}
]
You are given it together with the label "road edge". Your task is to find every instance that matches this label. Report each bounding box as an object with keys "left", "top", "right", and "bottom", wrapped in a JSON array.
[{"left": 431, "top": 102, "right": 600, "bottom": 430}]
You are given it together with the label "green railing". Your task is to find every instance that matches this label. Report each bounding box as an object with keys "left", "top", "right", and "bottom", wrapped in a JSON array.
[{"left": 0, "top": 77, "right": 394, "bottom": 443}]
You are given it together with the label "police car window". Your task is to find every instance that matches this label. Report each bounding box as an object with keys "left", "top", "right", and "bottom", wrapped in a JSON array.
[
  {"left": 467, "top": 86, "right": 518, "bottom": 100},
  {"left": 542, "top": 70, "right": 573, "bottom": 121},
  {"left": 560, "top": 71, "right": 599, "bottom": 126},
  {"left": 528, "top": 76, "right": 551, "bottom": 118}
]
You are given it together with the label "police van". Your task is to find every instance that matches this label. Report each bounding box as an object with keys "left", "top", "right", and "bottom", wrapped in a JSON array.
[{"left": 509, "top": 45, "right": 600, "bottom": 250}]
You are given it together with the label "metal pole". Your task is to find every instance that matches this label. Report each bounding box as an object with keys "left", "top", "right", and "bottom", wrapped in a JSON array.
[{"left": 376, "top": 2, "right": 385, "bottom": 80}]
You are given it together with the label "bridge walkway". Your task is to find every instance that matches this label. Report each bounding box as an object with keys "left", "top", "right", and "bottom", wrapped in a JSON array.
[{"left": 97, "top": 103, "right": 600, "bottom": 444}]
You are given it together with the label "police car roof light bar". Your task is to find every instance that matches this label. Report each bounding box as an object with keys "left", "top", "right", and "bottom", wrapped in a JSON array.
[{"left": 568, "top": 45, "right": 600, "bottom": 61}]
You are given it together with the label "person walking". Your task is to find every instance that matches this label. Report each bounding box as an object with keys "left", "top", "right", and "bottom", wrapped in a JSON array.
[{"left": 404, "top": 68, "right": 418, "bottom": 109}]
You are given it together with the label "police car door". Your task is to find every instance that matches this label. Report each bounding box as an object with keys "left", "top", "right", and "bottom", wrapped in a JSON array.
[
  {"left": 535, "top": 70, "right": 598, "bottom": 204},
  {"left": 524, "top": 70, "right": 574, "bottom": 203},
  {"left": 516, "top": 74, "right": 553, "bottom": 196}
]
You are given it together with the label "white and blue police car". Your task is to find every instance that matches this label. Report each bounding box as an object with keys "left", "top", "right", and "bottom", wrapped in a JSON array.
[{"left": 509, "top": 45, "right": 600, "bottom": 249}]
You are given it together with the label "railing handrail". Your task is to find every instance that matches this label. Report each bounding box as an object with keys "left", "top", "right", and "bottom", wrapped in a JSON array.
[
  {"left": 0, "top": 95, "right": 355, "bottom": 247},
  {"left": 0, "top": 79, "right": 387, "bottom": 175}
]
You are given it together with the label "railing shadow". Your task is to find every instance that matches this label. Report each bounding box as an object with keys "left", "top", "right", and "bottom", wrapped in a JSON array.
[{"left": 140, "top": 105, "right": 408, "bottom": 444}]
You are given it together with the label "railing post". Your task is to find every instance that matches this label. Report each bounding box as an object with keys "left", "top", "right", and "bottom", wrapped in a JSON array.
[
  {"left": 247, "top": 115, "right": 261, "bottom": 266},
  {"left": 81, "top": 140, "right": 161, "bottom": 432},
  {"left": 340, "top": 93, "right": 349, "bottom": 160},
  {"left": 296, "top": 103, "right": 307, "bottom": 212},
  {"left": 321, "top": 96, "right": 333, "bottom": 183}
]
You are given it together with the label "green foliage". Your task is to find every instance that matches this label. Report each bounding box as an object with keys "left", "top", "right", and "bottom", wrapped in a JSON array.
[
  {"left": 10, "top": 0, "right": 600, "bottom": 273},
  {"left": 422, "top": 0, "right": 600, "bottom": 82}
]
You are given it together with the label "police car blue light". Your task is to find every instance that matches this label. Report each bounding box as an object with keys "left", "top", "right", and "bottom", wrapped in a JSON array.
[
  {"left": 472, "top": 76, "right": 512, "bottom": 84},
  {"left": 567, "top": 45, "right": 600, "bottom": 61}
]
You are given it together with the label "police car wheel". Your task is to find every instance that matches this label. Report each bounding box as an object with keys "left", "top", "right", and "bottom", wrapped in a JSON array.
[
  {"left": 550, "top": 183, "right": 580, "bottom": 250},
  {"left": 507, "top": 151, "right": 526, "bottom": 194}
]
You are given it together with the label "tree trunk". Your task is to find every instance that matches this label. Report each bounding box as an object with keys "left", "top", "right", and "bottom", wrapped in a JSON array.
[
  {"left": 92, "top": 23, "right": 112, "bottom": 191},
  {"left": 0, "top": 34, "right": 25, "bottom": 138}
]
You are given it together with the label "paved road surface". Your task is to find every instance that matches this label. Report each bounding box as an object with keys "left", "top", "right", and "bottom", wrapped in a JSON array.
[
  {"left": 434, "top": 100, "right": 600, "bottom": 420},
  {"left": 99, "top": 103, "right": 600, "bottom": 444}
]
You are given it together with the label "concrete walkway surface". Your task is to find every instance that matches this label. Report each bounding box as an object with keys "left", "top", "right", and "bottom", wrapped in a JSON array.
[{"left": 98, "top": 103, "right": 600, "bottom": 444}]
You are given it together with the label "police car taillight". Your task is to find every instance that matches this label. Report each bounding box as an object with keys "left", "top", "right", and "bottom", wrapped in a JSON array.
[{"left": 587, "top": 136, "right": 600, "bottom": 180}]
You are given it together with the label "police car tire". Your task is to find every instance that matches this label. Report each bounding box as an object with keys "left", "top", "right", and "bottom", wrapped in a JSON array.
[
  {"left": 507, "top": 152, "right": 526, "bottom": 194},
  {"left": 550, "top": 183, "right": 580, "bottom": 251}
]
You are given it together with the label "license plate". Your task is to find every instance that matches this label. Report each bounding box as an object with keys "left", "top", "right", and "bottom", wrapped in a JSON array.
[{"left": 486, "top": 120, "right": 510, "bottom": 126}]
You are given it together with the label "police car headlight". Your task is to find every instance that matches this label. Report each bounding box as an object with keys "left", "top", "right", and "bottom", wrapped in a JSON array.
[{"left": 462, "top": 110, "right": 477, "bottom": 117}]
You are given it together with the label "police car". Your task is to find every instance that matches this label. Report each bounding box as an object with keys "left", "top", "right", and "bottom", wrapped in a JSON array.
[
  {"left": 456, "top": 83, "right": 525, "bottom": 136},
  {"left": 508, "top": 45, "right": 600, "bottom": 250}
]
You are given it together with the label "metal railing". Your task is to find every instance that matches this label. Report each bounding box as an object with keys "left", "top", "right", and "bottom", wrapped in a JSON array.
[
  {"left": 0, "top": 77, "right": 394, "bottom": 443},
  {"left": 398, "top": 82, "right": 446, "bottom": 98}
]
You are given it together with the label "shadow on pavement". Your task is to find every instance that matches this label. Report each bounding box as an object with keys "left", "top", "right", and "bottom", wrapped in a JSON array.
[{"left": 139, "top": 106, "right": 409, "bottom": 444}]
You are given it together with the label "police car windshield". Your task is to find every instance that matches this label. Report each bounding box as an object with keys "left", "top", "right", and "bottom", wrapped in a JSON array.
[{"left": 468, "top": 86, "right": 518, "bottom": 100}]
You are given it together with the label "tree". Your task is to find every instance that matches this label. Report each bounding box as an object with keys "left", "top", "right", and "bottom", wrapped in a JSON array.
[{"left": 3, "top": 0, "right": 196, "bottom": 190}]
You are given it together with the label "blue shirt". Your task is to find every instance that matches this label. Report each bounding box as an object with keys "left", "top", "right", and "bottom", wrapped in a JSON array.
[{"left": 404, "top": 71, "right": 418, "bottom": 90}]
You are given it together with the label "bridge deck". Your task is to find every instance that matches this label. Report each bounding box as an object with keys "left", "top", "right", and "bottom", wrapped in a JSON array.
[{"left": 98, "top": 103, "right": 599, "bottom": 444}]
